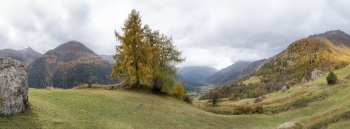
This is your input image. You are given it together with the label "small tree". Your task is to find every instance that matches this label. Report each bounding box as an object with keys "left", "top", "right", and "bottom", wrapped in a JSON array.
[
  {"left": 172, "top": 81, "right": 186, "bottom": 100},
  {"left": 87, "top": 76, "right": 97, "bottom": 88},
  {"left": 326, "top": 71, "right": 338, "bottom": 85},
  {"left": 209, "top": 89, "right": 222, "bottom": 106},
  {"left": 144, "top": 25, "right": 185, "bottom": 93}
]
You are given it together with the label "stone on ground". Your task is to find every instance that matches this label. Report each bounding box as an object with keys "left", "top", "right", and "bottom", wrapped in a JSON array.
[{"left": 0, "top": 58, "right": 29, "bottom": 116}]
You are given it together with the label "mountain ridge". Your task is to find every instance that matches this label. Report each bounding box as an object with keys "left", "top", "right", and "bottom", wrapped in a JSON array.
[
  {"left": 27, "top": 40, "right": 117, "bottom": 88},
  {"left": 0, "top": 47, "right": 42, "bottom": 67},
  {"left": 205, "top": 61, "right": 252, "bottom": 85},
  {"left": 177, "top": 66, "right": 217, "bottom": 83}
]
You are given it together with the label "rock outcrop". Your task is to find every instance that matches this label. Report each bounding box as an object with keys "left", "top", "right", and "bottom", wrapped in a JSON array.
[
  {"left": 277, "top": 122, "right": 302, "bottom": 129},
  {"left": 301, "top": 77, "right": 308, "bottom": 83},
  {"left": 0, "top": 58, "right": 29, "bottom": 115},
  {"left": 311, "top": 70, "right": 324, "bottom": 80},
  {"left": 281, "top": 86, "right": 288, "bottom": 92}
]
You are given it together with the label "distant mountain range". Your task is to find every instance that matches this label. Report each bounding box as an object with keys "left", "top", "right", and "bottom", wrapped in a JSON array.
[
  {"left": 0, "top": 47, "right": 42, "bottom": 67},
  {"left": 177, "top": 60, "right": 268, "bottom": 87},
  {"left": 100, "top": 55, "right": 114, "bottom": 63},
  {"left": 205, "top": 61, "right": 252, "bottom": 85},
  {"left": 206, "top": 59, "right": 267, "bottom": 85},
  {"left": 27, "top": 40, "right": 117, "bottom": 88},
  {"left": 177, "top": 66, "right": 217, "bottom": 83},
  {"left": 176, "top": 66, "right": 216, "bottom": 91}
]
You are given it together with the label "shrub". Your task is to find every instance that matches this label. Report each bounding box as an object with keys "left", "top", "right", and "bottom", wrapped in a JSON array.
[
  {"left": 172, "top": 81, "right": 186, "bottom": 100},
  {"left": 326, "top": 71, "right": 338, "bottom": 85},
  {"left": 184, "top": 96, "right": 192, "bottom": 104},
  {"left": 233, "top": 106, "right": 264, "bottom": 115},
  {"left": 254, "top": 106, "right": 264, "bottom": 114}
]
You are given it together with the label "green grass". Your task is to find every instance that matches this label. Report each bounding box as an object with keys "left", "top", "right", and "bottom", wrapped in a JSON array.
[
  {"left": 242, "top": 76, "right": 261, "bottom": 85},
  {"left": 0, "top": 88, "right": 277, "bottom": 129},
  {"left": 329, "top": 120, "right": 350, "bottom": 129},
  {"left": 1, "top": 67, "right": 350, "bottom": 128}
]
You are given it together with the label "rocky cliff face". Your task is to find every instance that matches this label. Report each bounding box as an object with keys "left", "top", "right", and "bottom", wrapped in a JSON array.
[{"left": 0, "top": 58, "right": 29, "bottom": 115}]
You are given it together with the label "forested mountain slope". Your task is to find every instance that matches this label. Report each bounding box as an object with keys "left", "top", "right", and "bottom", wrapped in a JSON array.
[
  {"left": 27, "top": 40, "right": 117, "bottom": 88},
  {"left": 0, "top": 47, "right": 42, "bottom": 67}
]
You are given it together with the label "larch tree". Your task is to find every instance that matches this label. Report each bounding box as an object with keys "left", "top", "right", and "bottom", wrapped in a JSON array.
[
  {"left": 111, "top": 9, "right": 185, "bottom": 91},
  {"left": 110, "top": 9, "right": 153, "bottom": 88},
  {"left": 144, "top": 25, "right": 185, "bottom": 93}
]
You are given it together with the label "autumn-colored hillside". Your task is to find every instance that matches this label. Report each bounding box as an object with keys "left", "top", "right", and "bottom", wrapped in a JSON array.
[
  {"left": 27, "top": 40, "right": 117, "bottom": 88},
  {"left": 205, "top": 30, "right": 350, "bottom": 100}
]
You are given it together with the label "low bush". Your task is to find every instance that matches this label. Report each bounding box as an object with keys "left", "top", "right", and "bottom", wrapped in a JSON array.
[
  {"left": 172, "top": 81, "right": 186, "bottom": 100},
  {"left": 184, "top": 96, "right": 192, "bottom": 104},
  {"left": 233, "top": 106, "right": 264, "bottom": 115}
]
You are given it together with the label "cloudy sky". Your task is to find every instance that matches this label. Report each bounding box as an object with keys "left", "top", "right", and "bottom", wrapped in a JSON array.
[{"left": 0, "top": 0, "right": 349, "bottom": 69}]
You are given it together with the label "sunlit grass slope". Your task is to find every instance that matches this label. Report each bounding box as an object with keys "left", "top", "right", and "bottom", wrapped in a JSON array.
[
  {"left": 0, "top": 88, "right": 269, "bottom": 129},
  {"left": 195, "top": 67, "right": 350, "bottom": 128}
]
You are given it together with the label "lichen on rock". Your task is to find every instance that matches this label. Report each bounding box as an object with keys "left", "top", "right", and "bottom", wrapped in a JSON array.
[{"left": 0, "top": 58, "right": 29, "bottom": 116}]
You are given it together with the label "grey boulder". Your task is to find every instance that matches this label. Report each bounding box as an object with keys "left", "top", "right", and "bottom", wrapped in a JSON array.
[{"left": 0, "top": 58, "right": 29, "bottom": 115}]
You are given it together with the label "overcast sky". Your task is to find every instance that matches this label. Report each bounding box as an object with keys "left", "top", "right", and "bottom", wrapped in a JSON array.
[{"left": 0, "top": 0, "right": 349, "bottom": 69}]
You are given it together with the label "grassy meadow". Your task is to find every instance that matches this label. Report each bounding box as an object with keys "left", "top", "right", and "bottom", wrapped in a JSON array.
[{"left": 0, "top": 67, "right": 350, "bottom": 128}]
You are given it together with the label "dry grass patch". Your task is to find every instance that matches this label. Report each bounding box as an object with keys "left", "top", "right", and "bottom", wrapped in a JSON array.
[
  {"left": 310, "top": 108, "right": 342, "bottom": 122},
  {"left": 73, "top": 84, "right": 121, "bottom": 90}
]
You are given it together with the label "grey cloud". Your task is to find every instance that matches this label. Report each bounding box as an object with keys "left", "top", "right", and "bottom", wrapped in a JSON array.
[
  {"left": 0, "top": 28, "right": 9, "bottom": 45},
  {"left": 1, "top": 0, "right": 350, "bottom": 69}
]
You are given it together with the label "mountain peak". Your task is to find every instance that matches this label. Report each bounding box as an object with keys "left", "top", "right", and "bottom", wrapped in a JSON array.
[
  {"left": 27, "top": 41, "right": 115, "bottom": 88},
  {"left": 309, "top": 30, "right": 348, "bottom": 37},
  {"left": 57, "top": 40, "right": 88, "bottom": 49},
  {"left": 54, "top": 40, "right": 95, "bottom": 55},
  {"left": 23, "top": 47, "right": 34, "bottom": 51},
  {"left": 309, "top": 30, "right": 350, "bottom": 47}
]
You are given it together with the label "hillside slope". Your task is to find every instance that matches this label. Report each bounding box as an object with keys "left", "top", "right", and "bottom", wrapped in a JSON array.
[
  {"left": 201, "top": 30, "right": 350, "bottom": 101},
  {"left": 205, "top": 60, "right": 266, "bottom": 85},
  {"left": 0, "top": 47, "right": 42, "bottom": 67},
  {"left": 27, "top": 40, "right": 116, "bottom": 88},
  {"left": 253, "top": 30, "right": 350, "bottom": 86},
  {"left": 0, "top": 88, "right": 265, "bottom": 128},
  {"left": 2, "top": 66, "right": 350, "bottom": 128},
  {"left": 177, "top": 74, "right": 206, "bottom": 91},
  {"left": 196, "top": 66, "right": 350, "bottom": 129}
]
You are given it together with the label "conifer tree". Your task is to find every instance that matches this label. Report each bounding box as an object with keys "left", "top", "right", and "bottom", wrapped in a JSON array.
[
  {"left": 111, "top": 9, "right": 184, "bottom": 91},
  {"left": 326, "top": 71, "right": 338, "bottom": 85},
  {"left": 144, "top": 25, "right": 185, "bottom": 93},
  {"left": 110, "top": 9, "right": 153, "bottom": 88}
]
